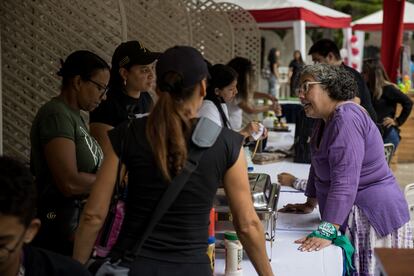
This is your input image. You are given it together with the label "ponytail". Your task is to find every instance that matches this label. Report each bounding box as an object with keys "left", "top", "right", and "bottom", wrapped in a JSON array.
[{"left": 146, "top": 72, "right": 196, "bottom": 181}]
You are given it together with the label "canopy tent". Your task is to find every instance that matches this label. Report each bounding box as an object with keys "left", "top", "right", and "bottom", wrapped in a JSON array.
[
  {"left": 351, "top": 1, "right": 409, "bottom": 81},
  {"left": 352, "top": 1, "right": 414, "bottom": 31},
  {"left": 381, "top": 0, "right": 405, "bottom": 82},
  {"left": 214, "top": 0, "right": 351, "bottom": 59}
]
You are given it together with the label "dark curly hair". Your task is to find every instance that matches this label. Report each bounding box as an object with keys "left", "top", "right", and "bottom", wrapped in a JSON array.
[
  {"left": 0, "top": 156, "right": 37, "bottom": 226},
  {"left": 300, "top": 64, "right": 357, "bottom": 101}
]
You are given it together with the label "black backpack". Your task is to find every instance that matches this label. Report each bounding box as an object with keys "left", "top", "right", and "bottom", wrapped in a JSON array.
[{"left": 293, "top": 107, "right": 317, "bottom": 164}]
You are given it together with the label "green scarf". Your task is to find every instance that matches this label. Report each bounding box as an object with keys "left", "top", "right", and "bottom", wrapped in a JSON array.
[{"left": 307, "top": 221, "right": 354, "bottom": 276}]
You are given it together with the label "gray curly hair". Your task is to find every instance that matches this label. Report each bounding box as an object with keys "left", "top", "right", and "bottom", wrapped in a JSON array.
[{"left": 300, "top": 64, "right": 357, "bottom": 101}]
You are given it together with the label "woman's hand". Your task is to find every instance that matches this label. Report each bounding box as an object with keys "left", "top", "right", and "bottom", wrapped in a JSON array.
[
  {"left": 240, "top": 121, "right": 258, "bottom": 138},
  {"left": 241, "top": 121, "right": 266, "bottom": 139},
  {"left": 277, "top": 172, "right": 296, "bottom": 187},
  {"left": 272, "top": 102, "right": 282, "bottom": 116},
  {"left": 382, "top": 117, "right": 397, "bottom": 128},
  {"left": 278, "top": 202, "right": 314, "bottom": 214},
  {"left": 295, "top": 236, "right": 332, "bottom": 252}
]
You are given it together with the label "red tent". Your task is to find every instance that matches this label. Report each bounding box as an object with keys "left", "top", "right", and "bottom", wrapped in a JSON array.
[
  {"left": 352, "top": 0, "right": 408, "bottom": 82},
  {"left": 214, "top": 0, "right": 351, "bottom": 60},
  {"left": 352, "top": 1, "right": 414, "bottom": 32}
]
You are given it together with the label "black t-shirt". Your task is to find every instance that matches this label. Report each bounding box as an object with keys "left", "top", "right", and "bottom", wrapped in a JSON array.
[
  {"left": 108, "top": 117, "right": 243, "bottom": 264},
  {"left": 89, "top": 89, "right": 153, "bottom": 127},
  {"left": 288, "top": 59, "right": 303, "bottom": 91},
  {"left": 373, "top": 84, "right": 413, "bottom": 127},
  {"left": 342, "top": 64, "right": 377, "bottom": 122},
  {"left": 23, "top": 245, "right": 91, "bottom": 276}
]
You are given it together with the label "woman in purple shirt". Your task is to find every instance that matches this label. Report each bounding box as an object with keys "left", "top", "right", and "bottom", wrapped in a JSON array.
[{"left": 280, "top": 64, "right": 412, "bottom": 276}]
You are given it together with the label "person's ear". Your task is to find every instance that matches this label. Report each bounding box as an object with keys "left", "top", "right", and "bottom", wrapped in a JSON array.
[
  {"left": 119, "top": 68, "right": 128, "bottom": 84},
  {"left": 72, "top": 75, "right": 82, "bottom": 92},
  {"left": 327, "top": 52, "right": 336, "bottom": 63},
  {"left": 214, "top": 88, "right": 220, "bottom": 96},
  {"left": 200, "top": 79, "right": 207, "bottom": 97},
  {"left": 24, "top": 219, "right": 41, "bottom": 244}
]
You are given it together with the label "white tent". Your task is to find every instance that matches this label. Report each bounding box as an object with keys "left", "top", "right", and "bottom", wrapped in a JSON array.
[
  {"left": 352, "top": 2, "right": 414, "bottom": 31},
  {"left": 214, "top": 0, "right": 351, "bottom": 59}
]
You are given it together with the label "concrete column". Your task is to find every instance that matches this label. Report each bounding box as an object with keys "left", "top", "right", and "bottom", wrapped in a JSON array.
[{"left": 293, "top": 20, "right": 306, "bottom": 60}]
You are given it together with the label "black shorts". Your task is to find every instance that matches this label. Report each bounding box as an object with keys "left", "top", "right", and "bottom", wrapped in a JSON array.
[{"left": 128, "top": 256, "right": 212, "bottom": 276}]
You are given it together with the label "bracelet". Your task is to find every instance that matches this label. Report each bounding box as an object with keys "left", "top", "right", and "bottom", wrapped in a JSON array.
[
  {"left": 307, "top": 221, "right": 355, "bottom": 276},
  {"left": 307, "top": 221, "right": 337, "bottom": 241}
]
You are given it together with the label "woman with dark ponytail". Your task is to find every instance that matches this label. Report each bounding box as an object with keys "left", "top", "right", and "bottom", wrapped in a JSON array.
[
  {"left": 74, "top": 46, "right": 273, "bottom": 276},
  {"left": 199, "top": 63, "right": 267, "bottom": 139},
  {"left": 227, "top": 57, "right": 281, "bottom": 131}
]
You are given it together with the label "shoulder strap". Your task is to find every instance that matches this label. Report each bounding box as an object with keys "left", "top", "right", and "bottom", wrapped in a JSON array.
[
  {"left": 114, "top": 120, "right": 133, "bottom": 196},
  {"left": 120, "top": 117, "right": 222, "bottom": 263}
]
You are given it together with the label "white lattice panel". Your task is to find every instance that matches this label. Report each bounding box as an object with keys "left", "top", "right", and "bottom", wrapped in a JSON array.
[
  {"left": 0, "top": 0, "right": 123, "bottom": 162},
  {"left": 218, "top": 2, "right": 260, "bottom": 89},
  {"left": 184, "top": 0, "right": 234, "bottom": 65},
  {"left": 123, "top": 0, "right": 192, "bottom": 52},
  {"left": 1, "top": 0, "right": 262, "bottom": 161}
]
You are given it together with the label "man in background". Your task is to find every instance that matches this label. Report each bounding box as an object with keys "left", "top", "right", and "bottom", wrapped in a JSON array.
[{"left": 308, "top": 38, "right": 377, "bottom": 122}]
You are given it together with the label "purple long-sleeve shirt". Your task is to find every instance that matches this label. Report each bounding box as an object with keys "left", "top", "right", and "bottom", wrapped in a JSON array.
[{"left": 305, "top": 102, "right": 410, "bottom": 236}]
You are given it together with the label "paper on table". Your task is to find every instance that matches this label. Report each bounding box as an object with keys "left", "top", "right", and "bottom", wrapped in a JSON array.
[
  {"left": 276, "top": 190, "right": 321, "bottom": 231},
  {"left": 214, "top": 230, "right": 343, "bottom": 276}
]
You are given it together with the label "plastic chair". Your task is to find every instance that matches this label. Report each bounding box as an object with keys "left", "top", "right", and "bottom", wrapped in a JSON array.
[
  {"left": 383, "top": 143, "right": 394, "bottom": 166},
  {"left": 404, "top": 183, "right": 414, "bottom": 221}
]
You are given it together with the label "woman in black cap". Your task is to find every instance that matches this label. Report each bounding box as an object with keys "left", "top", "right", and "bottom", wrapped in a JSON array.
[
  {"left": 90, "top": 40, "right": 159, "bottom": 151},
  {"left": 74, "top": 46, "right": 273, "bottom": 275},
  {"left": 30, "top": 50, "right": 110, "bottom": 256}
]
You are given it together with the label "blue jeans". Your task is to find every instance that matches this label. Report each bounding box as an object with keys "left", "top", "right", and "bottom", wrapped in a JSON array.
[
  {"left": 383, "top": 126, "right": 400, "bottom": 151},
  {"left": 268, "top": 74, "right": 277, "bottom": 97}
]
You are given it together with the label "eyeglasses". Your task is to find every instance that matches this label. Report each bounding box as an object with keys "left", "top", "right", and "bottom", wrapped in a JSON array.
[
  {"left": 298, "top": 81, "right": 323, "bottom": 95},
  {"left": 88, "top": 79, "right": 109, "bottom": 99},
  {"left": 0, "top": 229, "right": 26, "bottom": 262}
]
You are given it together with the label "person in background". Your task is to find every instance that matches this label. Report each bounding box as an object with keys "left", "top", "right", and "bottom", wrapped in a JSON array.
[
  {"left": 411, "top": 54, "right": 414, "bottom": 89},
  {"left": 90, "top": 40, "right": 159, "bottom": 152},
  {"left": 288, "top": 50, "right": 305, "bottom": 96},
  {"left": 279, "top": 64, "right": 412, "bottom": 276},
  {"left": 308, "top": 38, "right": 377, "bottom": 122},
  {"left": 362, "top": 58, "right": 413, "bottom": 151},
  {"left": 0, "top": 156, "right": 91, "bottom": 276},
  {"left": 198, "top": 63, "right": 267, "bottom": 139},
  {"left": 267, "top": 48, "right": 280, "bottom": 97},
  {"left": 30, "top": 50, "right": 109, "bottom": 255},
  {"left": 74, "top": 46, "right": 273, "bottom": 275},
  {"left": 227, "top": 57, "right": 281, "bottom": 131}
]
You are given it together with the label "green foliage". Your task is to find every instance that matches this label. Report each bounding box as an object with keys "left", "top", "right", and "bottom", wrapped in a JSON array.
[
  {"left": 308, "top": 1, "right": 390, "bottom": 46},
  {"left": 311, "top": 0, "right": 382, "bottom": 20}
]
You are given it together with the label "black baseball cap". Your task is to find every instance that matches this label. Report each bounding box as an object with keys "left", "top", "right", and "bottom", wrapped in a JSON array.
[
  {"left": 156, "top": 46, "right": 209, "bottom": 88},
  {"left": 112, "top": 40, "right": 160, "bottom": 69}
]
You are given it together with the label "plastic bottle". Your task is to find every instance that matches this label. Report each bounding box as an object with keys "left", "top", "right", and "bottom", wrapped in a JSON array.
[
  {"left": 243, "top": 147, "right": 254, "bottom": 172},
  {"left": 224, "top": 232, "right": 243, "bottom": 276},
  {"left": 262, "top": 111, "right": 275, "bottom": 129}
]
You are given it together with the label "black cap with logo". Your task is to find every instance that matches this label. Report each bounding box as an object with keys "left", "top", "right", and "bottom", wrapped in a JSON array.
[{"left": 112, "top": 40, "right": 160, "bottom": 69}]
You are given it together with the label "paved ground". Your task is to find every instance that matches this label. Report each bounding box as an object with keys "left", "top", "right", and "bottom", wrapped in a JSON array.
[{"left": 393, "top": 162, "right": 414, "bottom": 190}]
